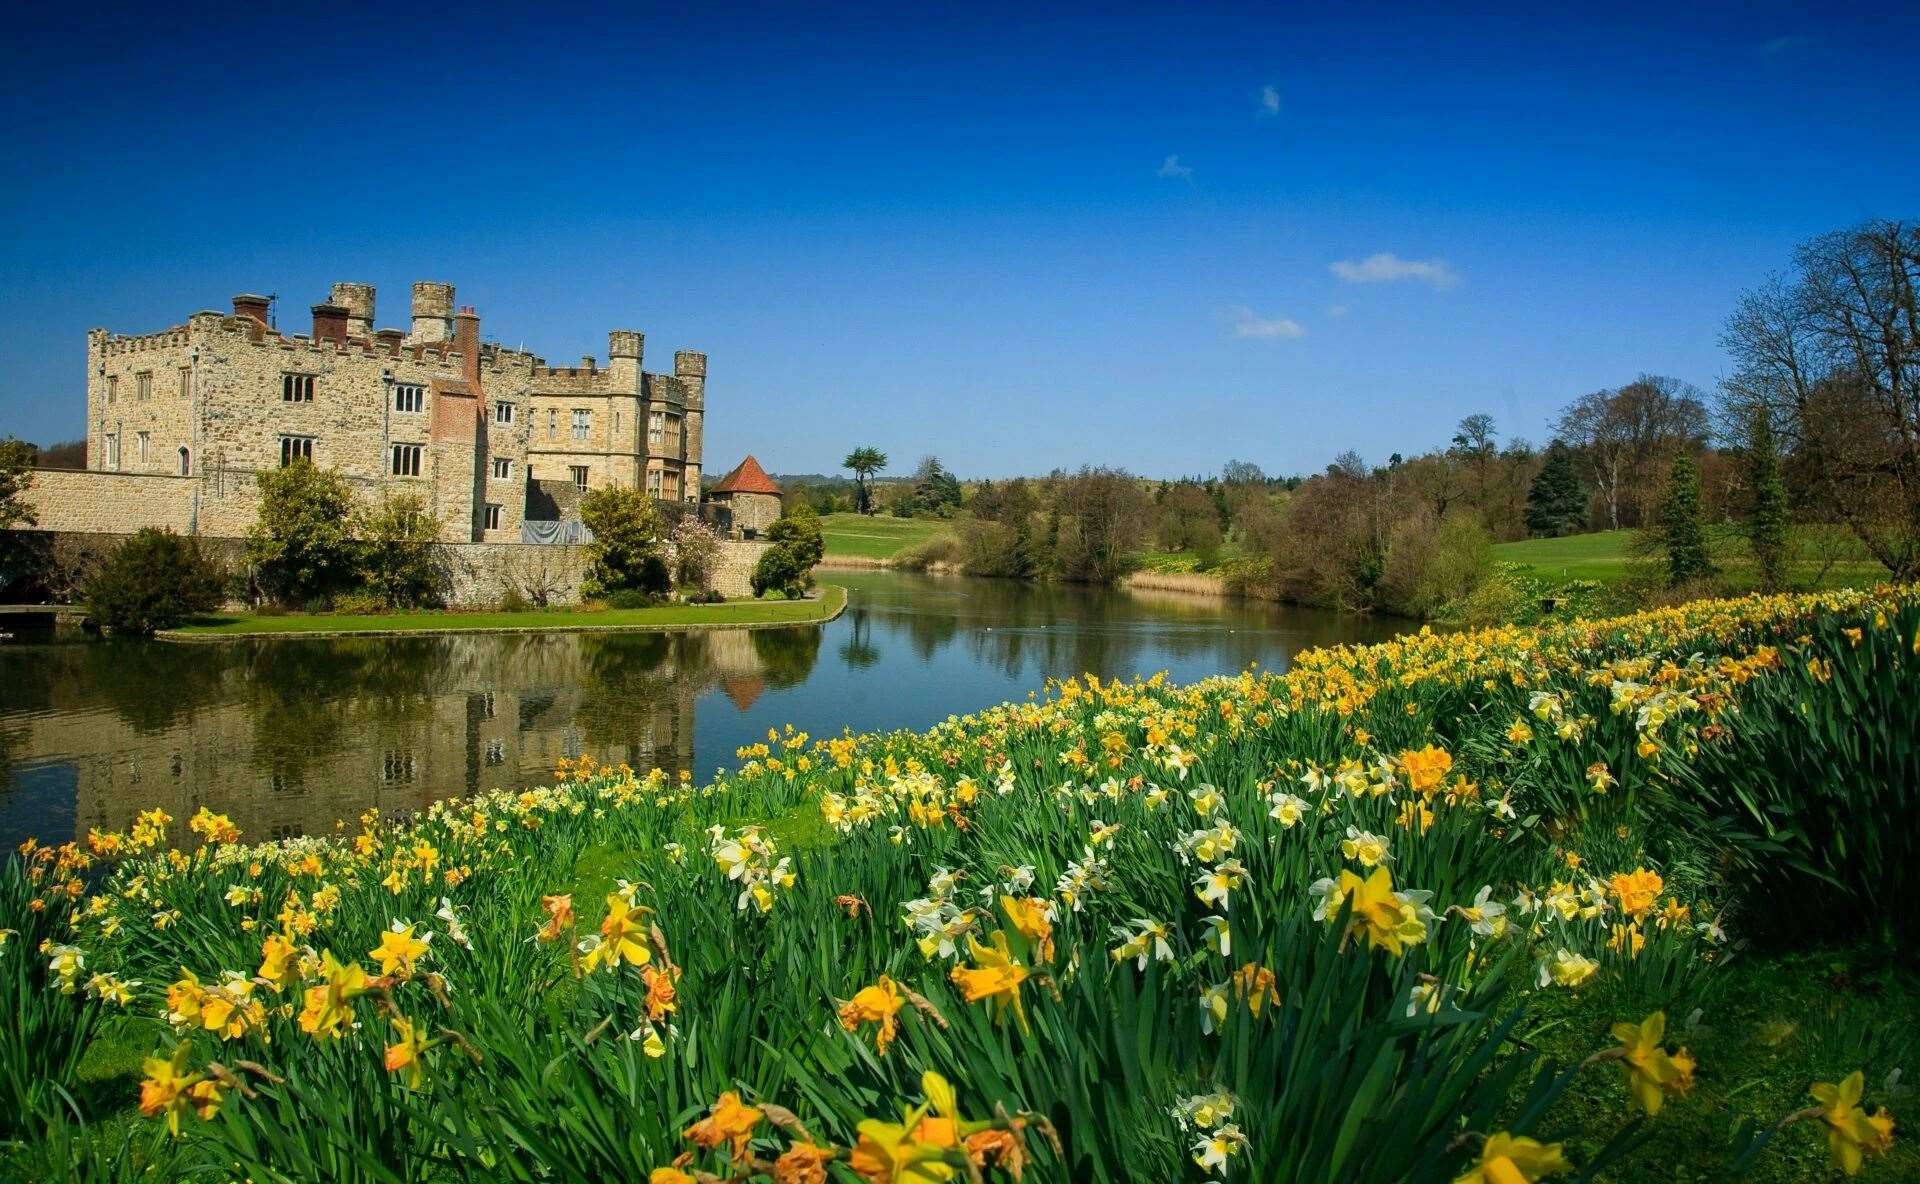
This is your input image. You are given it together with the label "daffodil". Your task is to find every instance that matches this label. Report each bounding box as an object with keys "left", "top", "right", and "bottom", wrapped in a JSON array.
[
  {"left": 1609, "top": 1012, "right": 1695, "bottom": 1116},
  {"left": 840, "top": 974, "right": 906, "bottom": 1055},
  {"left": 139, "top": 1044, "right": 223, "bottom": 1136},
  {"left": 1452, "top": 1132, "right": 1571, "bottom": 1183},
  {"left": 582, "top": 893, "right": 653, "bottom": 974},
  {"left": 683, "top": 1090, "right": 764, "bottom": 1163},
  {"left": 384, "top": 1016, "right": 430, "bottom": 1089},
  {"left": 949, "top": 931, "right": 1030, "bottom": 1033},
  {"left": 1810, "top": 1071, "right": 1896, "bottom": 1176},
  {"left": 298, "top": 950, "right": 367, "bottom": 1039},
  {"left": 369, "top": 922, "right": 431, "bottom": 979}
]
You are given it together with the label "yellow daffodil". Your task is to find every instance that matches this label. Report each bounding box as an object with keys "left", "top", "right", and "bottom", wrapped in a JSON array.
[
  {"left": 139, "top": 1044, "right": 223, "bottom": 1137},
  {"left": 298, "top": 950, "right": 367, "bottom": 1039},
  {"left": 1810, "top": 1071, "right": 1896, "bottom": 1176},
  {"left": 1452, "top": 1132, "right": 1571, "bottom": 1183},
  {"left": 1609, "top": 1012, "right": 1695, "bottom": 1116},
  {"left": 683, "top": 1090, "right": 764, "bottom": 1162},
  {"left": 840, "top": 974, "right": 906, "bottom": 1055},
  {"left": 384, "top": 1016, "right": 430, "bottom": 1089},
  {"left": 369, "top": 923, "right": 431, "bottom": 979},
  {"left": 949, "top": 931, "right": 1030, "bottom": 1033}
]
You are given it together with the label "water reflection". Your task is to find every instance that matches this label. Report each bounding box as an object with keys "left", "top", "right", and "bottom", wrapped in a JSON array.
[{"left": 0, "top": 571, "right": 1400, "bottom": 847}]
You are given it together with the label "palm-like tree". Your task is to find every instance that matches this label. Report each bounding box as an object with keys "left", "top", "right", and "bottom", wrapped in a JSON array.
[{"left": 843, "top": 447, "right": 887, "bottom": 515}]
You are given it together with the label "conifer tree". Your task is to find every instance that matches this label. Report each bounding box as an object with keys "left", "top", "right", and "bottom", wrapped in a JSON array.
[
  {"left": 1658, "top": 452, "right": 1715, "bottom": 587},
  {"left": 1746, "top": 414, "right": 1789, "bottom": 591},
  {"left": 1524, "top": 441, "right": 1586, "bottom": 537}
]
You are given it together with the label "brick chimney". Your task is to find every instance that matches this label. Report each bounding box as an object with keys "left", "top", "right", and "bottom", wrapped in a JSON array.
[
  {"left": 452, "top": 305, "right": 482, "bottom": 390},
  {"left": 311, "top": 303, "right": 349, "bottom": 343},
  {"left": 232, "top": 294, "right": 270, "bottom": 326}
]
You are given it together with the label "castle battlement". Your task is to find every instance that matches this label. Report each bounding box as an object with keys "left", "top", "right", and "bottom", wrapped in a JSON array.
[{"left": 81, "top": 278, "right": 709, "bottom": 541}]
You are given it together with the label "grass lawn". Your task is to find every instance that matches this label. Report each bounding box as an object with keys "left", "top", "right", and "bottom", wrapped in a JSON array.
[
  {"left": 1133, "top": 543, "right": 1245, "bottom": 574},
  {"left": 166, "top": 585, "right": 845, "bottom": 637},
  {"left": 819, "top": 511, "right": 949, "bottom": 560},
  {"left": 1494, "top": 527, "right": 1887, "bottom": 590}
]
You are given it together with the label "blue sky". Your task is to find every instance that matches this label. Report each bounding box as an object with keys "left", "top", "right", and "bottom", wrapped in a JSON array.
[{"left": 2, "top": 2, "right": 1915, "bottom": 479}]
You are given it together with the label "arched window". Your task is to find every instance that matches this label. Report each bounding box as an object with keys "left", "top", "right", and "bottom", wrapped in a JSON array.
[{"left": 178, "top": 446, "right": 190, "bottom": 476}]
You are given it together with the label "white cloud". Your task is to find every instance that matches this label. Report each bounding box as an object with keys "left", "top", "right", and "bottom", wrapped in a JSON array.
[
  {"left": 1157, "top": 154, "right": 1193, "bottom": 179},
  {"left": 1259, "top": 84, "right": 1281, "bottom": 116},
  {"left": 1227, "top": 306, "right": 1306, "bottom": 339},
  {"left": 1329, "top": 252, "right": 1459, "bottom": 288}
]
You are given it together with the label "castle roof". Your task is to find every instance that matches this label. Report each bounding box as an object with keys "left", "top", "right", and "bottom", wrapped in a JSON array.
[{"left": 711, "top": 455, "right": 781, "bottom": 496}]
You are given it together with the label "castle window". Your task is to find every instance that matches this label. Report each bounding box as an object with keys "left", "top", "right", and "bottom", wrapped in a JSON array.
[
  {"left": 179, "top": 367, "right": 192, "bottom": 399},
  {"left": 137, "top": 431, "right": 149, "bottom": 465},
  {"left": 394, "top": 383, "right": 425, "bottom": 413},
  {"left": 136, "top": 371, "right": 152, "bottom": 401},
  {"left": 282, "top": 373, "right": 314, "bottom": 402},
  {"left": 280, "top": 435, "right": 313, "bottom": 466},
  {"left": 104, "top": 433, "right": 120, "bottom": 469},
  {"left": 382, "top": 751, "right": 415, "bottom": 784},
  {"left": 495, "top": 402, "right": 513, "bottom": 425},
  {"left": 646, "top": 468, "right": 662, "bottom": 496},
  {"left": 649, "top": 411, "right": 665, "bottom": 449},
  {"left": 485, "top": 739, "right": 505, "bottom": 766},
  {"left": 491, "top": 457, "right": 513, "bottom": 481},
  {"left": 663, "top": 471, "right": 680, "bottom": 500},
  {"left": 547, "top": 408, "right": 557, "bottom": 437},
  {"left": 178, "top": 446, "right": 190, "bottom": 476},
  {"left": 571, "top": 409, "right": 590, "bottom": 440},
  {"left": 570, "top": 465, "right": 589, "bottom": 490},
  {"left": 391, "top": 444, "right": 422, "bottom": 477},
  {"left": 483, "top": 503, "right": 502, "bottom": 531}
]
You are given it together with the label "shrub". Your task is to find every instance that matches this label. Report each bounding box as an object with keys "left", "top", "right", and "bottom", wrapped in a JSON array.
[
  {"left": 764, "top": 502, "right": 825, "bottom": 569},
  {"left": 247, "top": 461, "right": 359, "bottom": 606},
  {"left": 357, "top": 494, "right": 443, "bottom": 609},
  {"left": 85, "top": 528, "right": 223, "bottom": 635},
  {"left": 750, "top": 544, "right": 809, "bottom": 598},
  {"left": 579, "top": 486, "right": 668, "bottom": 598},
  {"left": 605, "top": 587, "right": 667, "bottom": 609},
  {"left": 498, "top": 585, "right": 531, "bottom": 613},
  {"left": 330, "top": 589, "right": 388, "bottom": 616},
  {"left": 894, "top": 530, "right": 961, "bottom": 571}
]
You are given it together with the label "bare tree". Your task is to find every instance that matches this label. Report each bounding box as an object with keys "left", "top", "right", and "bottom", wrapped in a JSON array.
[
  {"left": 1721, "top": 219, "right": 1920, "bottom": 579},
  {"left": 1555, "top": 376, "right": 1709, "bottom": 530}
]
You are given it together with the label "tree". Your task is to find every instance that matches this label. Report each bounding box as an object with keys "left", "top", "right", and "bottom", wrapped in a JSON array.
[
  {"left": 765, "top": 502, "right": 825, "bottom": 569},
  {"left": 579, "top": 485, "right": 668, "bottom": 597},
  {"left": 1745, "top": 413, "right": 1790, "bottom": 591},
  {"left": 670, "top": 516, "right": 723, "bottom": 593},
  {"left": 1053, "top": 467, "right": 1152, "bottom": 584},
  {"left": 842, "top": 447, "right": 888, "bottom": 515},
  {"left": 1656, "top": 453, "right": 1715, "bottom": 587},
  {"left": 1555, "top": 377, "right": 1709, "bottom": 530},
  {"left": 1525, "top": 442, "right": 1587, "bottom": 537},
  {"left": 0, "top": 437, "right": 38, "bottom": 595},
  {"left": 357, "top": 494, "right": 443, "bottom": 608},
  {"left": 1721, "top": 219, "right": 1920, "bottom": 580},
  {"left": 86, "top": 528, "right": 224, "bottom": 635},
  {"left": 1220, "top": 459, "right": 1267, "bottom": 486},
  {"left": 247, "top": 461, "right": 360, "bottom": 606},
  {"left": 908, "top": 456, "right": 962, "bottom": 517}
]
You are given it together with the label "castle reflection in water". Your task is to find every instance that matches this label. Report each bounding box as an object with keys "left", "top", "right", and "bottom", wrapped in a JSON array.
[{"left": 3, "top": 627, "right": 819, "bottom": 846}]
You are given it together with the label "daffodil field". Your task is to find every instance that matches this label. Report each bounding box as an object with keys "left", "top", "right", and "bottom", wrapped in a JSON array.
[{"left": 5, "top": 587, "right": 1919, "bottom": 1183}]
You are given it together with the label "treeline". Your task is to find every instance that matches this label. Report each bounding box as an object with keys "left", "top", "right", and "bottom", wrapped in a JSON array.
[{"left": 828, "top": 217, "right": 1918, "bottom": 618}]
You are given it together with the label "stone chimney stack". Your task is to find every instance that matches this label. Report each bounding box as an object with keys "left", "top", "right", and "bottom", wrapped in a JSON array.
[
  {"left": 452, "top": 305, "right": 482, "bottom": 390},
  {"left": 409, "top": 281, "right": 454, "bottom": 344},
  {"left": 311, "top": 302, "right": 349, "bottom": 343},
  {"left": 232, "top": 294, "right": 270, "bottom": 326},
  {"left": 330, "top": 282, "right": 375, "bottom": 337}
]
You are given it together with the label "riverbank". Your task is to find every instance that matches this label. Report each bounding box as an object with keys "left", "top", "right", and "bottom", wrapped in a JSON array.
[{"left": 159, "top": 584, "right": 846, "bottom": 640}]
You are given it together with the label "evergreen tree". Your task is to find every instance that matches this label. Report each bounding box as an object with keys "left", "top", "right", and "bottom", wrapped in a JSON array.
[
  {"left": 1746, "top": 414, "right": 1790, "bottom": 591},
  {"left": 1658, "top": 452, "right": 1715, "bottom": 587},
  {"left": 1524, "top": 441, "right": 1586, "bottom": 536}
]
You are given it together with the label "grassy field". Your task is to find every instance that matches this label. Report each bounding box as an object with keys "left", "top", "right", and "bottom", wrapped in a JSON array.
[
  {"left": 819, "top": 511, "right": 949, "bottom": 560},
  {"left": 1493, "top": 527, "right": 1887, "bottom": 590},
  {"left": 165, "top": 585, "right": 845, "bottom": 637}
]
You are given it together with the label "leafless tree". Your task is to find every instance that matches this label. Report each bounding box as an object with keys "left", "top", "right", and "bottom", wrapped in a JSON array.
[
  {"left": 1720, "top": 219, "right": 1920, "bottom": 579},
  {"left": 1555, "top": 375, "right": 1709, "bottom": 530}
]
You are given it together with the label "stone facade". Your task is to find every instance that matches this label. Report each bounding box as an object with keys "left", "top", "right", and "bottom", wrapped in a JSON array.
[
  {"left": 81, "top": 281, "right": 707, "bottom": 543},
  {"left": 707, "top": 454, "right": 784, "bottom": 535}
]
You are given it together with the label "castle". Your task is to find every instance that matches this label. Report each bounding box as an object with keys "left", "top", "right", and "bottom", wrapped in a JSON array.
[{"left": 81, "top": 281, "right": 706, "bottom": 542}]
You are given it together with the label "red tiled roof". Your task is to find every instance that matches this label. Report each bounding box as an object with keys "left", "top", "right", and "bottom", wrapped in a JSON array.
[{"left": 711, "top": 455, "right": 782, "bottom": 496}]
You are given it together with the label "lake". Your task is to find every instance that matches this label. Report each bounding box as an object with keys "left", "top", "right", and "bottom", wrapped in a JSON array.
[{"left": 0, "top": 571, "right": 1403, "bottom": 848}]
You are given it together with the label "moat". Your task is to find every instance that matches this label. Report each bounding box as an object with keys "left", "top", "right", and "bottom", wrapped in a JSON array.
[{"left": 0, "top": 571, "right": 1402, "bottom": 848}]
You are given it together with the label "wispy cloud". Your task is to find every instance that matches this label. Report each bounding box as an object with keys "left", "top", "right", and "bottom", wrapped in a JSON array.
[
  {"left": 1758, "top": 34, "right": 1809, "bottom": 56},
  {"left": 1227, "top": 305, "right": 1306, "bottom": 339},
  {"left": 1329, "top": 252, "right": 1459, "bottom": 289},
  {"left": 1157, "top": 154, "right": 1193, "bottom": 179},
  {"left": 1259, "top": 84, "right": 1281, "bottom": 116}
]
